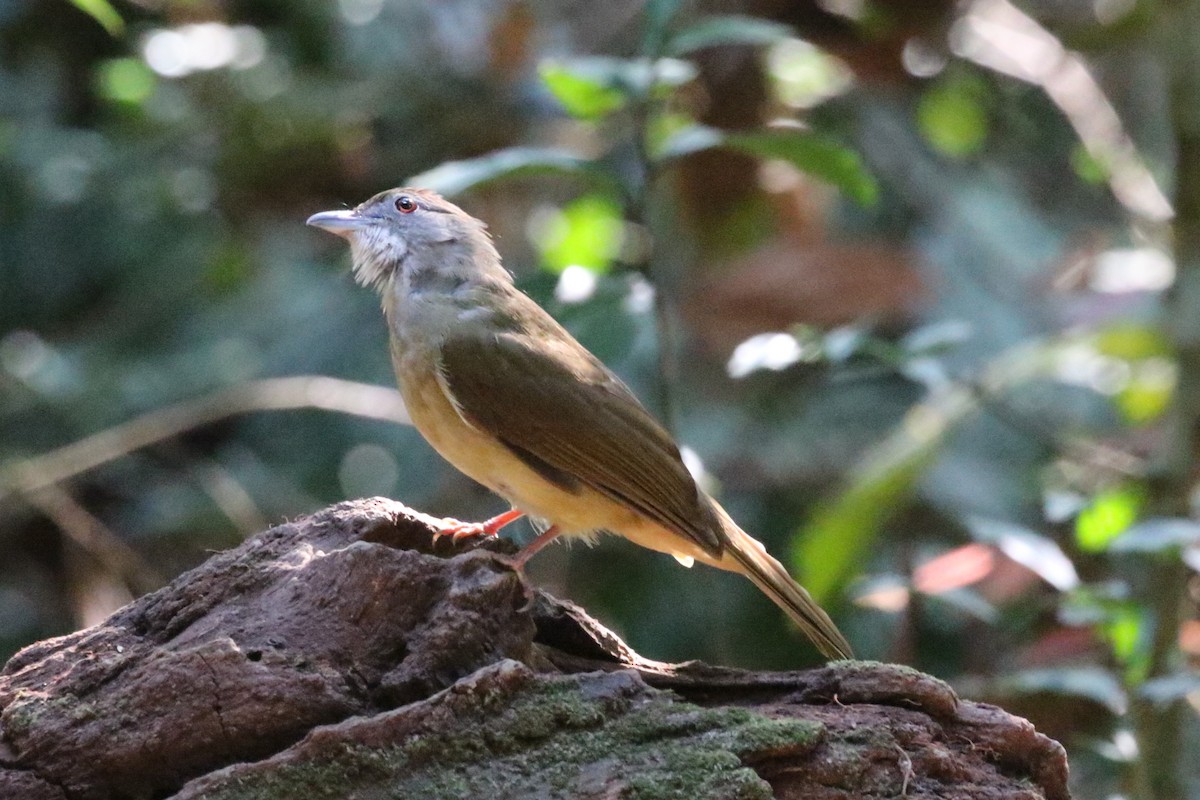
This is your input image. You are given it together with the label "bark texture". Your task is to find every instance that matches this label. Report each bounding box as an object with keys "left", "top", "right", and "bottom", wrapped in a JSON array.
[{"left": 0, "top": 498, "right": 1070, "bottom": 799}]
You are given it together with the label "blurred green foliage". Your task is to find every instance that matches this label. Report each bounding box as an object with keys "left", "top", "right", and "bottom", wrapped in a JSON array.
[
  {"left": 3, "top": 1, "right": 1200, "bottom": 797},
  {"left": 917, "top": 72, "right": 990, "bottom": 158}
]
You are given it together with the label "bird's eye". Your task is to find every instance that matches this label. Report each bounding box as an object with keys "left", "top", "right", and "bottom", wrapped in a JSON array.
[{"left": 394, "top": 195, "right": 417, "bottom": 214}]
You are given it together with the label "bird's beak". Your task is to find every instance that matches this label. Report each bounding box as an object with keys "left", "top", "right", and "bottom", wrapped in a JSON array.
[{"left": 306, "top": 209, "right": 368, "bottom": 238}]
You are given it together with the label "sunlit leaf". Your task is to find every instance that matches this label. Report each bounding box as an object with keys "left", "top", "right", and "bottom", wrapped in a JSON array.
[
  {"left": 901, "top": 319, "right": 973, "bottom": 356},
  {"left": 794, "top": 342, "right": 1060, "bottom": 602},
  {"left": 1183, "top": 546, "right": 1200, "bottom": 572},
  {"left": 997, "top": 668, "right": 1128, "bottom": 714},
  {"left": 533, "top": 194, "right": 623, "bottom": 275},
  {"left": 907, "top": 358, "right": 961, "bottom": 391},
  {"left": 644, "top": 59, "right": 698, "bottom": 90},
  {"left": 69, "top": 0, "right": 124, "bottom": 36},
  {"left": 1071, "top": 143, "right": 1109, "bottom": 185},
  {"left": 1058, "top": 585, "right": 1149, "bottom": 680},
  {"left": 850, "top": 573, "right": 910, "bottom": 612},
  {"left": 539, "top": 59, "right": 628, "bottom": 120},
  {"left": 656, "top": 124, "right": 877, "bottom": 205},
  {"left": 1115, "top": 379, "right": 1173, "bottom": 425},
  {"left": 666, "top": 15, "right": 792, "bottom": 55},
  {"left": 539, "top": 57, "right": 696, "bottom": 120},
  {"left": 796, "top": 362, "right": 1002, "bottom": 601},
  {"left": 930, "top": 588, "right": 998, "bottom": 622},
  {"left": 1091, "top": 324, "right": 1176, "bottom": 424},
  {"left": 97, "top": 59, "right": 156, "bottom": 105},
  {"left": 917, "top": 74, "right": 988, "bottom": 158},
  {"left": 1109, "top": 517, "right": 1200, "bottom": 554},
  {"left": 1138, "top": 672, "right": 1200, "bottom": 704},
  {"left": 646, "top": 112, "right": 697, "bottom": 158},
  {"left": 965, "top": 516, "right": 1079, "bottom": 591},
  {"left": 1103, "top": 605, "right": 1147, "bottom": 673},
  {"left": 1094, "top": 323, "right": 1171, "bottom": 361},
  {"left": 725, "top": 129, "right": 878, "bottom": 205},
  {"left": 796, "top": 450, "right": 932, "bottom": 603},
  {"left": 819, "top": 325, "right": 869, "bottom": 363},
  {"left": 1075, "top": 485, "right": 1144, "bottom": 553},
  {"left": 654, "top": 124, "right": 725, "bottom": 161},
  {"left": 407, "top": 147, "right": 610, "bottom": 197},
  {"left": 767, "top": 38, "right": 853, "bottom": 109},
  {"left": 1058, "top": 581, "right": 1130, "bottom": 627}
]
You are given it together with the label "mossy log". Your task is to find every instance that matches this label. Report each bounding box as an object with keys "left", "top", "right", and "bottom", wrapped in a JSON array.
[{"left": 0, "top": 498, "right": 1070, "bottom": 799}]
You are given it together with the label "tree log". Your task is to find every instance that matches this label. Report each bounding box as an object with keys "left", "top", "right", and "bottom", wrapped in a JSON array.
[{"left": 0, "top": 498, "right": 1070, "bottom": 799}]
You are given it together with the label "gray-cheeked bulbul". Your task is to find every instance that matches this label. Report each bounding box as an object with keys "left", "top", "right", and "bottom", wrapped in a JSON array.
[{"left": 307, "top": 188, "right": 853, "bottom": 660}]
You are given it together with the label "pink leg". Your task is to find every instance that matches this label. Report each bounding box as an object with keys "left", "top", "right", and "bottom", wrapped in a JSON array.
[
  {"left": 511, "top": 525, "right": 563, "bottom": 569},
  {"left": 435, "top": 508, "right": 525, "bottom": 542}
]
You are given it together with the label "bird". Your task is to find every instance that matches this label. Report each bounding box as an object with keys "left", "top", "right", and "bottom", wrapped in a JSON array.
[{"left": 307, "top": 188, "right": 854, "bottom": 660}]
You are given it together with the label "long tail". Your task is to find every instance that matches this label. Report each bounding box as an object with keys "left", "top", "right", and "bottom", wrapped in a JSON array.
[{"left": 712, "top": 504, "right": 854, "bottom": 660}]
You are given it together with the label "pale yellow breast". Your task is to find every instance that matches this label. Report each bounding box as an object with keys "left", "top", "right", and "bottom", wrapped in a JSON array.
[{"left": 393, "top": 347, "right": 643, "bottom": 537}]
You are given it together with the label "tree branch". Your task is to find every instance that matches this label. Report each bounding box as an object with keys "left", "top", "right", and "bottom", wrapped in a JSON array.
[
  {"left": 0, "top": 498, "right": 1071, "bottom": 800},
  {"left": 0, "top": 376, "right": 410, "bottom": 507}
]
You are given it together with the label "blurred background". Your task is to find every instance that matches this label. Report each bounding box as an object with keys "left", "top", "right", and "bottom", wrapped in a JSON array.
[{"left": 2, "top": 0, "right": 1199, "bottom": 796}]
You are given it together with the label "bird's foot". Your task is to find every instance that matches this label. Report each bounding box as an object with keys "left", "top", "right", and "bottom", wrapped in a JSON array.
[
  {"left": 432, "top": 509, "right": 525, "bottom": 543},
  {"left": 433, "top": 519, "right": 492, "bottom": 543},
  {"left": 507, "top": 524, "right": 563, "bottom": 569}
]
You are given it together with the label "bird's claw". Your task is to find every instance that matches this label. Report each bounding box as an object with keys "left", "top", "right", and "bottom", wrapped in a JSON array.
[{"left": 432, "top": 518, "right": 497, "bottom": 543}]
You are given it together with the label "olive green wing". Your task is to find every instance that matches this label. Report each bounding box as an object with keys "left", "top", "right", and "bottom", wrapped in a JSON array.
[{"left": 437, "top": 326, "right": 722, "bottom": 556}]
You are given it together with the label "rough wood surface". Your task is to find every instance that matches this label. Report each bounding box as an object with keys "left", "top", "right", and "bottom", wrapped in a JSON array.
[{"left": 0, "top": 498, "right": 1071, "bottom": 800}]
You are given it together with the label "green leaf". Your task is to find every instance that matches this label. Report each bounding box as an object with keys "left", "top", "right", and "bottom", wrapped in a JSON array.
[
  {"left": 407, "top": 147, "right": 610, "bottom": 197},
  {"left": 1094, "top": 323, "right": 1172, "bottom": 361},
  {"left": 794, "top": 342, "right": 1058, "bottom": 602},
  {"left": 965, "top": 516, "right": 1079, "bottom": 591},
  {"left": 533, "top": 194, "right": 624, "bottom": 274},
  {"left": 917, "top": 74, "right": 989, "bottom": 158},
  {"left": 655, "top": 124, "right": 877, "bottom": 205},
  {"left": 1093, "top": 323, "right": 1175, "bottom": 424},
  {"left": 666, "top": 15, "right": 792, "bottom": 55},
  {"left": 1109, "top": 517, "right": 1200, "bottom": 554},
  {"left": 1115, "top": 376, "right": 1173, "bottom": 425},
  {"left": 1071, "top": 143, "right": 1110, "bottom": 185},
  {"left": 931, "top": 588, "right": 998, "bottom": 623},
  {"left": 766, "top": 38, "right": 852, "bottom": 108},
  {"left": 1075, "top": 485, "right": 1144, "bottom": 553},
  {"left": 654, "top": 124, "right": 726, "bottom": 161},
  {"left": 1138, "top": 672, "right": 1200, "bottom": 704},
  {"left": 69, "top": 0, "right": 124, "bottom": 36},
  {"left": 96, "top": 58, "right": 156, "bottom": 105},
  {"left": 1060, "top": 585, "right": 1147, "bottom": 675},
  {"left": 538, "top": 57, "right": 698, "bottom": 119},
  {"left": 796, "top": 448, "right": 932, "bottom": 603},
  {"left": 900, "top": 320, "right": 973, "bottom": 357},
  {"left": 1103, "top": 605, "right": 1147, "bottom": 674},
  {"left": 1058, "top": 581, "right": 1130, "bottom": 627},
  {"left": 646, "top": 112, "right": 697, "bottom": 158},
  {"left": 725, "top": 129, "right": 878, "bottom": 205},
  {"left": 818, "top": 325, "right": 870, "bottom": 363},
  {"left": 643, "top": 58, "right": 699, "bottom": 91},
  {"left": 1058, "top": 584, "right": 1154, "bottom": 681},
  {"left": 539, "top": 59, "right": 628, "bottom": 120}
]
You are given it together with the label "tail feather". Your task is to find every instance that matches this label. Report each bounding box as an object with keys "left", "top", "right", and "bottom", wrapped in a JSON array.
[{"left": 714, "top": 507, "right": 854, "bottom": 660}]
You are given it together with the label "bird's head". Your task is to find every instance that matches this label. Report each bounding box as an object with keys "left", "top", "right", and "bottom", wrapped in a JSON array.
[{"left": 307, "top": 188, "right": 504, "bottom": 292}]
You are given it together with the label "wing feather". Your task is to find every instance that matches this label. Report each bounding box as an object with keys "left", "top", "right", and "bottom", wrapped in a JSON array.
[{"left": 438, "top": 319, "right": 721, "bottom": 556}]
